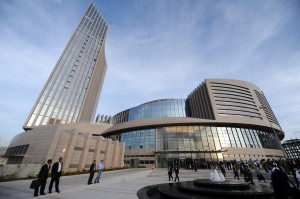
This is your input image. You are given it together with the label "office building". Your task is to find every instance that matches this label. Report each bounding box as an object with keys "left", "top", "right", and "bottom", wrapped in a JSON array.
[
  {"left": 23, "top": 3, "right": 108, "bottom": 130},
  {"left": 2, "top": 3, "right": 125, "bottom": 178},
  {"left": 282, "top": 139, "right": 300, "bottom": 159},
  {"left": 103, "top": 79, "right": 286, "bottom": 168}
]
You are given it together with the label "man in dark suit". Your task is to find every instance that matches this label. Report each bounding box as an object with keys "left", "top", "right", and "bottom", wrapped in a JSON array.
[
  {"left": 174, "top": 163, "right": 180, "bottom": 182},
  {"left": 87, "top": 160, "right": 96, "bottom": 185},
  {"left": 167, "top": 164, "right": 173, "bottom": 181},
  {"left": 34, "top": 159, "right": 52, "bottom": 197},
  {"left": 269, "top": 162, "right": 291, "bottom": 199},
  {"left": 49, "top": 157, "right": 63, "bottom": 193}
]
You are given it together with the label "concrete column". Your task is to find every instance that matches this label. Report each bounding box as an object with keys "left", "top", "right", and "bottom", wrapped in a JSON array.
[
  {"left": 63, "top": 131, "right": 78, "bottom": 171},
  {"left": 78, "top": 133, "right": 92, "bottom": 170},
  {"left": 104, "top": 139, "right": 112, "bottom": 168}
]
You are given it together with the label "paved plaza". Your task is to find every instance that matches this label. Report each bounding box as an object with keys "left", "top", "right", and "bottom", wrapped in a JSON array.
[{"left": 0, "top": 168, "right": 279, "bottom": 199}]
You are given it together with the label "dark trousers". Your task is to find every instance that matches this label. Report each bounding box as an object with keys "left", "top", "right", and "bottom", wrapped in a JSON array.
[
  {"left": 292, "top": 170, "right": 299, "bottom": 187},
  {"left": 34, "top": 179, "right": 47, "bottom": 196},
  {"left": 174, "top": 173, "right": 179, "bottom": 182},
  {"left": 168, "top": 172, "right": 173, "bottom": 180},
  {"left": 88, "top": 172, "right": 95, "bottom": 184},
  {"left": 49, "top": 174, "right": 61, "bottom": 192},
  {"left": 234, "top": 171, "right": 239, "bottom": 180}
]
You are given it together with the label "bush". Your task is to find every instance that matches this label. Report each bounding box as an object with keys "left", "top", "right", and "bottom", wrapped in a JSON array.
[
  {"left": 0, "top": 173, "right": 17, "bottom": 182},
  {"left": 26, "top": 172, "right": 36, "bottom": 179}
]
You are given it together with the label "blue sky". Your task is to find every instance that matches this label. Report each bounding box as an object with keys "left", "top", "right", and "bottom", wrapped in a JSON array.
[{"left": 0, "top": 0, "right": 300, "bottom": 146}]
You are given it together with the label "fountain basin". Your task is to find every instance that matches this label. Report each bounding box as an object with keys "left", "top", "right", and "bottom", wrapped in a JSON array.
[
  {"left": 194, "top": 179, "right": 249, "bottom": 189},
  {"left": 137, "top": 179, "right": 275, "bottom": 199}
]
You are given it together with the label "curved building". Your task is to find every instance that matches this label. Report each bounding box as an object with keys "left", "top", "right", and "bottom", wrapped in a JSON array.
[{"left": 102, "top": 79, "right": 285, "bottom": 168}]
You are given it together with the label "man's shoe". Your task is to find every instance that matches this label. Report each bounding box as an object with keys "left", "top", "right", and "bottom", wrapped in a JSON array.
[
  {"left": 34, "top": 195, "right": 38, "bottom": 197},
  {"left": 40, "top": 193, "right": 46, "bottom": 195},
  {"left": 56, "top": 191, "right": 60, "bottom": 193},
  {"left": 49, "top": 191, "right": 52, "bottom": 194}
]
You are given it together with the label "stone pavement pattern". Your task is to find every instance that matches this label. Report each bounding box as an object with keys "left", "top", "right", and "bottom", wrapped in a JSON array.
[{"left": 0, "top": 168, "right": 274, "bottom": 199}]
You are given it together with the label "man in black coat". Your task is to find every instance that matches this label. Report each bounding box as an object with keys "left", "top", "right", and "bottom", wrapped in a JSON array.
[
  {"left": 167, "top": 164, "right": 173, "bottom": 181},
  {"left": 34, "top": 159, "right": 52, "bottom": 197},
  {"left": 174, "top": 163, "right": 180, "bottom": 182},
  {"left": 87, "top": 160, "right": 96, "bottom": 185},
  {"left": 49, "top": 157, "right": 63, "bottom": 193},
  {"left": 269, "top": 163, "right": 291, "bottom": 199}
]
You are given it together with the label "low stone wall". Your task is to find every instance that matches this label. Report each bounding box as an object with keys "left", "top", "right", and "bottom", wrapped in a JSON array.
[{"left": 0, "top": 164, "right": 42, "bottom": 178}]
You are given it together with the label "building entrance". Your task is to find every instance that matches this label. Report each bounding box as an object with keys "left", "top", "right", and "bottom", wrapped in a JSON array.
[{"left": 155, "top": 151, "right": 225, "bottom": 168}]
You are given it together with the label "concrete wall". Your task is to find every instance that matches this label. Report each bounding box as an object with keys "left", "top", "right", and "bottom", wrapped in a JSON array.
[
  {"left": 2, "top": 123, "right": 125, "bottom": 178},
  {"left": 0, "top": 164, "right": 42, "bottom": 178}
]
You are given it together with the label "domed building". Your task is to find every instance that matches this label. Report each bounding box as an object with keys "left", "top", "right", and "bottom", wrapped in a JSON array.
[{"left": 102, "top": 79, "right": 285, "bottom": 168}]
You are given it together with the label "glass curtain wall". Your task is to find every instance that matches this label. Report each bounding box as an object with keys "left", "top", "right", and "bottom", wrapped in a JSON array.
[
  {"left": 25, "top": 3, "right": 108, "bottom": 128},
  {"left": 112, "top": 99, "right": 187, "bottom": 124},
  {"left": 107, "top": 126, "right": 282, "bottom": 167}
]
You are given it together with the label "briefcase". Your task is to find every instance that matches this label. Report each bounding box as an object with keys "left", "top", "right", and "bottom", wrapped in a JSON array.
[{"left": 30, "top": 179, "right": 40, "bottom": 189}]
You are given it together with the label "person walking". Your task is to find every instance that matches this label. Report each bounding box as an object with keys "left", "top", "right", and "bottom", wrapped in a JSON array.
[
  {"left": 233, "top": 165, "right": 240, "bottom": 180},
  {"left": 220, "top": 161, "right": 226, "bottom": 177},
  {"left": 244, "top": 166, "right": 255, "bottom": 185},
  {"left": 167, "top": 164, "right": 173, "bottom": 181},
  {"left": 94, "top": 160, "right": 104, "bottom": 183},
  {"left": 255, "top": 166, "right": 266, "bottom": 182},
  {"left": 87, "top": 160, "right": 96, "bottom": 185},
  {"left": 174, "top": 163, "right": 180, "bottom": 182},
  {"left": 49, "top": 157, "right": 63, "bottom": 193},
  {"left": 239, "top": 163, "right": 244, "bottom": 176},
  {"left": 268, "top": 163, "right": 291, "bottom": 199},
  {"left": 34, "top": 159, "right": 52, "bottom": 197},
  {"left": 289, "top": 161, "right": 300, "bottom": 187}
]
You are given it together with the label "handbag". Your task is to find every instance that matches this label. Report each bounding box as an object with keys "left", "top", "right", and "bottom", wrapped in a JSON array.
[{"left": 30, "top": 179, "right": 40, "bottom": 189}]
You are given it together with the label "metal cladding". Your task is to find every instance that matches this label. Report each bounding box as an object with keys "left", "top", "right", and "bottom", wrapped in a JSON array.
[{"left": 187, "top": 81, "right": 215, "bottom": 120}]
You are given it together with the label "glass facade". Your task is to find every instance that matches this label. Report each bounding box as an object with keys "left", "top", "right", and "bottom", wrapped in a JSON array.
[
  {"left": 24, "top": 3, "right": 108, "bottom": 129},
  {"left": 4, "top": 144, "right": 29, "bottom": 164},
  {"left": 107, "top": 125, "right": 282, "bottom": 167},
  {"left": 106, "top": 94, "right": 284, "bottom": 167},
  {"left": 112, "top": 99, "right": 187, "bottom": 124},
  {"left": 120, "top": 129, "right": 155, "bottom": 149},
  {"left": 282, "top": 139, "right": 300, "bottom": 159}
]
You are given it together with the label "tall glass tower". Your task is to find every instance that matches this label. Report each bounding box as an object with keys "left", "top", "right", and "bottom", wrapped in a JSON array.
[{"left": 23, "top": 3, "right": 108, "bottom": 130}]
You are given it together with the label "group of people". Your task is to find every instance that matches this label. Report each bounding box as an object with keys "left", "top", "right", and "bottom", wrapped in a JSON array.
[
  {"left": 33, "top": 158, "right": 105, "bottom": 197},
  {"left": 267, "top": 161, "right": 300, "bottom": 199},
  {"left": 167, "top": 163, "right": 180, "bottom": 182},
  {"left": 87, "top": 160, "right": 105, "bottom": 185},
  {"left": 166, "top": 158, "right": 300, "bottom": 198},
  {"left": 33, "top": 157, "right": 63, "bottom": 197}
]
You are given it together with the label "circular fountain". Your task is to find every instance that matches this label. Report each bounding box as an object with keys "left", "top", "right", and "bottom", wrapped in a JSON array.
[{"left": 137, "top": 170, "right": 275, "bottom": 199}]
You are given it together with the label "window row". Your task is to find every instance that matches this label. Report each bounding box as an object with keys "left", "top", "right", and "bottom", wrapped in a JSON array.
[{"left": 107, "top": 126, "right": 281, "bottom": 152}]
